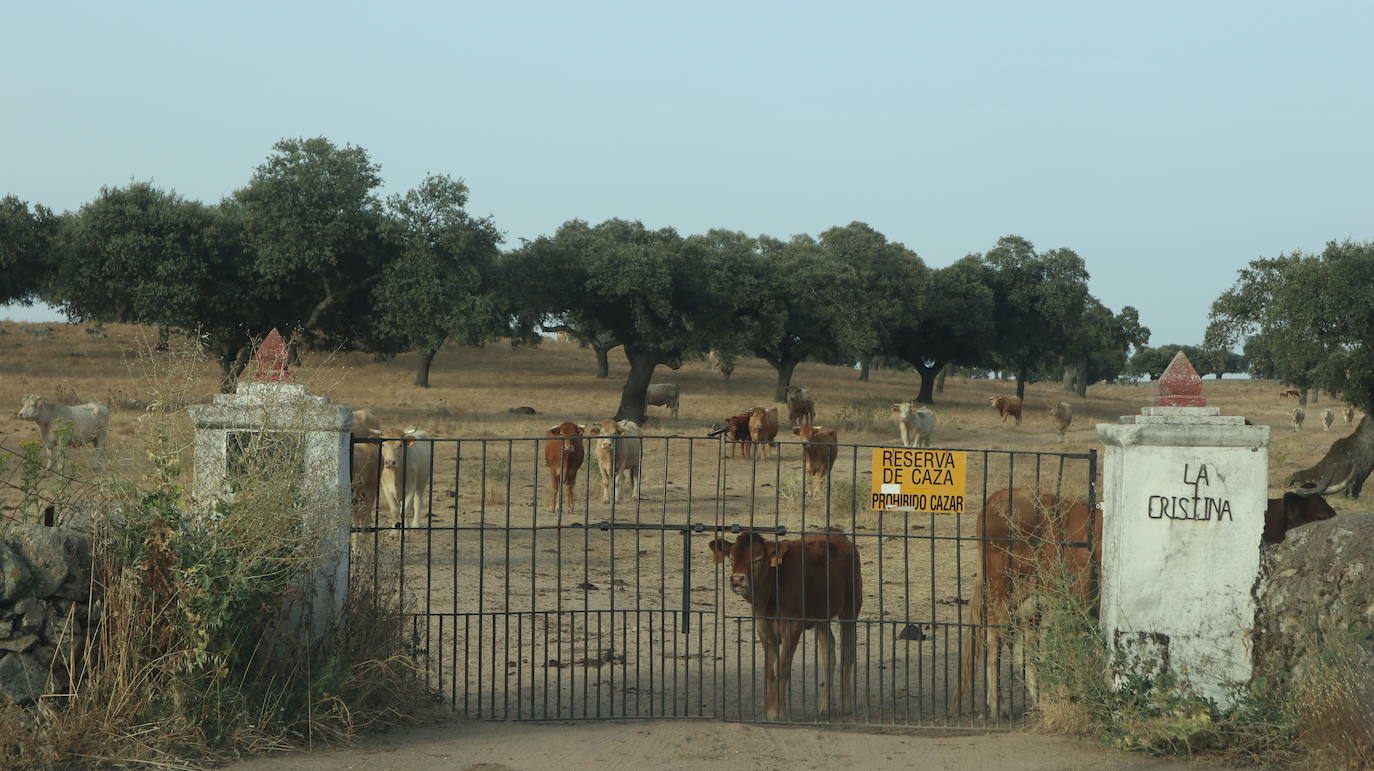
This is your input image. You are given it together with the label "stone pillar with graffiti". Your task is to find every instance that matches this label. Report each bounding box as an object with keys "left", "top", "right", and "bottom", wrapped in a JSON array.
[
  {"left": 187, "top": 329, "right": 353, "bottom": 644},
  {"left": 1095, "top": 352, "right": 1269, "bottom": 708}
]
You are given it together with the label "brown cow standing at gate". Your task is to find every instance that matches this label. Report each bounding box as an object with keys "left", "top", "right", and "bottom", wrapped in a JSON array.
[
  {"left": 961, "top": 488, "right": 1338, "bottom": 717},
  {"left": 960, "top": 489, "right": 1100, "bottom": 718},
  {"left": 543, "top": 422, "right": 586, "bottom": 512},
  {"left": 709, "top": 530, "right": 862, "bottom": 721}
]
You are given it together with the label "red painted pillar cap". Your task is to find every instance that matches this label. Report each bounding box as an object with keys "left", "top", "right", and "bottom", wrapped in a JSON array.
[
  {"left": 252, "top": 328, "right": 295, "bottom": 383},
  {"left": 1158, "top": 351, "right": 1205, "bottom": 407}
]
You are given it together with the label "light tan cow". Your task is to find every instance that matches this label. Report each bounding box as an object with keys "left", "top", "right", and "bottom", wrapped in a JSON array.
[
  {"left": 17, "top": 394, "right": 109, "bottom": 471},
  {"left": 748, "top": 406, "right": 780, "bottom": 458},
  {"left": 1049, "top": 402, "right": 1073, "bottom": 442},
  {"left": 1292, "top": 407, "right": 1306, "bottom": 432},
  {"left": 380, "top": 428, "right": 434, "bottom": 528},
  {"left": 588, "top": 419, "right": 643, "bottom": 504},
  {"left": 793, "top": 424, "right": 839, "bottom": 498}
]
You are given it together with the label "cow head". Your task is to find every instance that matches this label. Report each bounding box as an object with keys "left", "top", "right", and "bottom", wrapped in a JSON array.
[
  {"left": 17, "top": 394, "right": 41, "bottom": 420},
  {"left": 989, "top": 396, "right": 1003, "bottom": 409},
  {"left": 546, "top": 422, "right": 586, "bottom": 454},
  {"left": 1263, "top": 492, "right": 1337, "bottom": 544},
  {"left": 724, "top": 413, "right": 751, "bottom": 438},
  {"left": 708, "top": 532, "right": 779, "bottom": 598},
  {"left": 892, "top": 402, "right": 912, "bottom": 420},
  {"left": 381, "top": 431, "right": 420, "bottom": 469}
]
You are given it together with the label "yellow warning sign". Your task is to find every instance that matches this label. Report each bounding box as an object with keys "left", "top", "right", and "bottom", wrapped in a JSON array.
[{"left": 870, "top": 448, "right": 967, "bottom": 513}]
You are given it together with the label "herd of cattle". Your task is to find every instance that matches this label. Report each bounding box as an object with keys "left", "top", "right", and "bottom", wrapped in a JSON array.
[{"left": 9, "top": 384, "right": 1350, "bottom": 720}]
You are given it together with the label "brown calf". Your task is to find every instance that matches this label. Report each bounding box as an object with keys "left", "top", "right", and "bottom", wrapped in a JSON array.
[
  {"left": 543, "top": 422, "right": 586, "bottom": 512},
  {"left": 962, "top": 488, "right": 1337, "bottom": 717},
  {"left": 960, "top": 489, "right": 1100, "bottom": 717},
  {"left": 708, "top": 530, "right": 862, "bottom": 720},
  {"left": 350, "top": 409, "right": 383, "bottom": 528},
  {"left": 1280, "top": 387, "right": 1301, "bottom": 399},
  {"left": 793, "top": 424, "right": 838, "bottom": 498},
  {"left": 990, "top": 395, "right": 1023, "bottom": 426},
  {"left": 723, "top": 412, "right": 753, "bottom": 458}
]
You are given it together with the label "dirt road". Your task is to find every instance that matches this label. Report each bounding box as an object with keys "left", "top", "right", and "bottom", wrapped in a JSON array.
[{"left": 228, "top": 719, "right": 1213, "bottom": 771}]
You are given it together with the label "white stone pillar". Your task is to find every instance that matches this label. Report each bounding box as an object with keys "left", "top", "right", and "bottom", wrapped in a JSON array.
[
  {"left": 187, "top": 330, "right": 352, "bottom": 644},
  {"left": 1095, "top": 353, "right": 1269, "bottom": 708}
]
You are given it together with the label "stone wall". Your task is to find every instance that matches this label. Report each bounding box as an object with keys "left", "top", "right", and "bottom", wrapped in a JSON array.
[
  {"left": 0, "top": 524, "right": 93, "bottom": 705},
  {"left": 1254, "top": 511, "right": 1374, "bottom": 709}
]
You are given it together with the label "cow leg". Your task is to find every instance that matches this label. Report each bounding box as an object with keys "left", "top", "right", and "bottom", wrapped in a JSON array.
[
  {"left": 839, "top": 618, "right": 857, "bottom": 716},
  {"left": 899, "top": 423, "right": 911, "bottom": 448},
  {"left": 601, "top": 467, "right": 612, "bottom": 503},
  {"left": 548, "top": 473, "right": 561, "bottom": 513},
  {"left": 775, "top": 623, "right": 804, "bottom": 721},
  {"left": 759, "top": 624, "right": 781, "bottom": 721},
  {"left": 986, "top": 625, "right": 1003, "bottom": 718},
  {"left": 814, "top": 622, "right": 836, "bottom": 719}
]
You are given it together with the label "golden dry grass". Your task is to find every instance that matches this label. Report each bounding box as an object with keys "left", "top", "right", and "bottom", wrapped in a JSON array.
[{"left": 0, "top": 319, "right": 1364, "bottom": 513}]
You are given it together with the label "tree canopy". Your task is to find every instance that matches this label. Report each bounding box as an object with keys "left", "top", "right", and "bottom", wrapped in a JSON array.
[
  {"left": 507, "top": 219, "right": 738, "bottom": 422},
  {"left": 367, "top": 174, "right": 507, "bottom": 387},
  {"left": 977, "top": 236, "right": 1091, "bottom": 399},
  {"left": 0, "top": 195, "right": 58, "bottom": 306}
]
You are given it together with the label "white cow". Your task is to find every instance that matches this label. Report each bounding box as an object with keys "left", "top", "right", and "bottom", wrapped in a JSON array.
[
  {"left": 1322, "top": 408, "right": 1335, "bottom": 432},
  {"left": 589, "top": 418, "right": 643, "bottom": 504},
  {"left": 16, "top": 394, "right": 109, "bottom": 471},
  {"left": 646, "top": 383, "right": 680, "bottom": 418},
  {"left": 380, "top": 427, "right": 434, "bottom": 528},
  {"left": 892, "top": 403, "right": 936, "bottom": 448}
]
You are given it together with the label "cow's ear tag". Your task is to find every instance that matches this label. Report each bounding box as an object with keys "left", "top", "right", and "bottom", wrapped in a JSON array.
[{"left": 768, "top": 555, "right": 781, "bottom": 568}]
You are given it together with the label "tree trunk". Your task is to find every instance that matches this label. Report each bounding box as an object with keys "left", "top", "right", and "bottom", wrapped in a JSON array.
[
  {"left": 614, "top": 346, "right": 666, "bottom": 424},
  {"left": 858, "top": 356, "right": 871, "bottom": 382},
  {"left": 911, "top": 359, "right": 945, "bottom": 405},
  {"left": 1310, "top": 389, "right": 1319, "bottom": 404},
  {"left": 1074, "top": 367, "right": 1089, "bottom": 398},
  {"left": 935, "top": 363, "right": 948, "bottom": 394},
  {"left": 593, "top": 341, "right": 621, "bottom": 379},
  {"left": 155, "top": 324, "right": 170, "bottom": 352},
  {"left": 414, "top": 346, "right": 440, "bottom": 388},
  {"left": 1015, "top": 367, "right": 1028, "bottom": 401},
  {"left": 772, "top": 357, "right": 800, "bottom": 403},
  {"left": 1061, "top": 363, "right": 1077, "bottom": 392},
  {"left": 1299, "top": 389, "right": 1310, "bottom": 406},
  {"left": 1289, "top": 416, "right": 1374, "bottom": 498},
  {"left": 217, "top": 346, "right": 250, "bottom": 393}
]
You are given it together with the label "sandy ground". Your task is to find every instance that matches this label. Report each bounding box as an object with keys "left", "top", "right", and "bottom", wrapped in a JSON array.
[{"left": 227, "top": 719, "right": 1219, "bottom": 771}]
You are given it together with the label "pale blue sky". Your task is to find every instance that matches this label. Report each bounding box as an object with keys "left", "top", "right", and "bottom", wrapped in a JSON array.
[{"left": 4, "top": 1, "right": 1371, "bottom": 346}]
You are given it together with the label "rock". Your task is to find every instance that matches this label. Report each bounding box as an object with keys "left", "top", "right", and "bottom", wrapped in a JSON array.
[
  {"left": 0, "top": 544, "right": 33, "bottom": 603},
  {"left": 0, "top": 635, "right": 38, "bottom": 653},
  {"left": 13, "top": 598, "right": 44, "bottom": 633},
  {"left": 508, "top": 406, "right": 538, "bottom": 415},
  {"left": 5, "top": 525, "right": 71, "bottom": 596},
  {"left": 0, "top": 652, "right": 52, "bottom": 706},
  {"left": 1254, "top": 511, "right": 1374, "bottom": 708}
]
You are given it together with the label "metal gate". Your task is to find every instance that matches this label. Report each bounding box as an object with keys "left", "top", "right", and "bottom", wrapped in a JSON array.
[{"left": 351, "top": 433, "right": 1096, "bottom": 726}]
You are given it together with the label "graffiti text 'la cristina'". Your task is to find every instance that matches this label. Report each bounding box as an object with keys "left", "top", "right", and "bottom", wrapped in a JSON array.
[{"left": 1147, "top": 463, "right": 1233, "bottom": 523}]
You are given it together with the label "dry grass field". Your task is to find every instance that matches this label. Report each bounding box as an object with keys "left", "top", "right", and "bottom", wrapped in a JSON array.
[{"left": 0, "top": 320, "right": 1365, "bottom": 727}]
